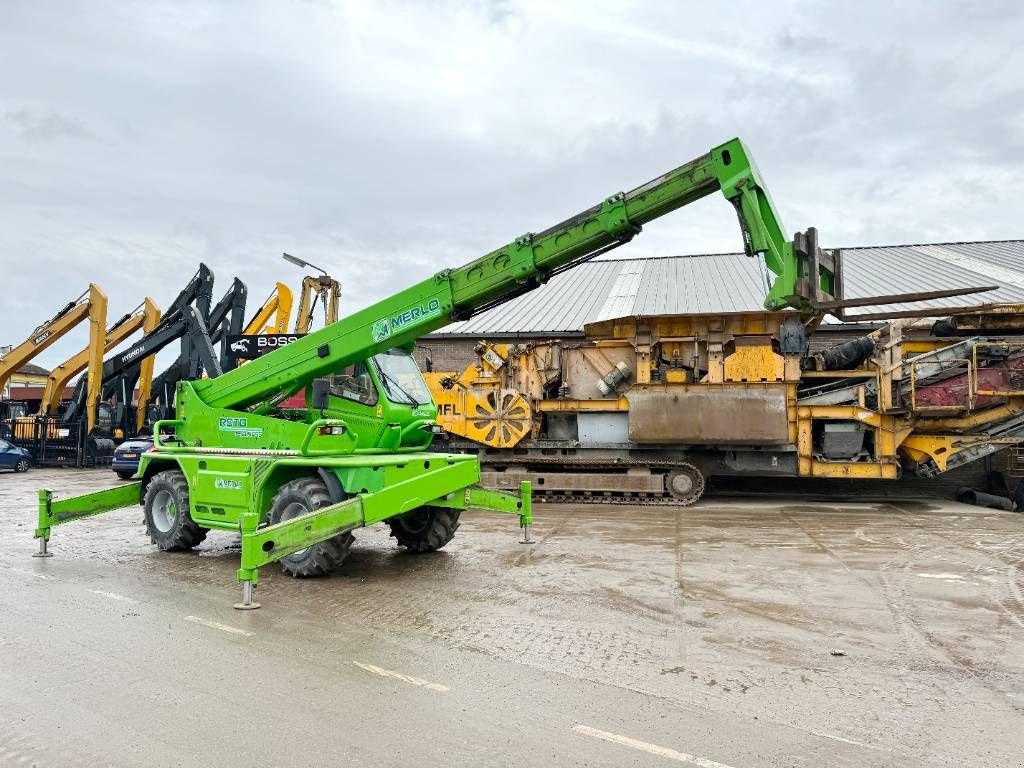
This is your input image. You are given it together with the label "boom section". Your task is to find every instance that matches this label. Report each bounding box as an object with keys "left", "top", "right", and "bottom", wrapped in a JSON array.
[
  {"left": 0, "top": 285, "right": 106, "bottom": 394},
  {"left": 163, "top": 263, "right": 215, "bottom": 323},
  {"left": 244, "top": 282, "right": 294, "bottom": 334},
  {"left": 195, "top": 137, "right": 818, "bottom": 411},
  {"left": 39, "top": 298, "right": 159, "bottom": 416},
  {"left": 447, "top": 138, "right": 796, "bottom": 315}
]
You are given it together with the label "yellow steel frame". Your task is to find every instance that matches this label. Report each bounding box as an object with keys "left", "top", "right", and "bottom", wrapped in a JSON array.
[
  {"left": 972, "top": 342, "right": 1024, "bottom": 396},
  {"left": 538, "top": 396, "right": 629, "bottom": 412},
  {"left": 900, "top": 434, "right": 1020, "bottom": 473},
  {"left": 795, "top": 404, "right": 910, "bottom": 479}
]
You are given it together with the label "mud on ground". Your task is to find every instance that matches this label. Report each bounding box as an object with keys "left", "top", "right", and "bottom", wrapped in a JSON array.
[{"left": 1, "top": 467, "right": 1022, "bottom": 767}]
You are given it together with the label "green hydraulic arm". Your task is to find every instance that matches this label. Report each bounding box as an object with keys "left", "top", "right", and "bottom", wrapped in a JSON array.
[{"left": 196, "top": 138, "right": 832, "bottom": 416}]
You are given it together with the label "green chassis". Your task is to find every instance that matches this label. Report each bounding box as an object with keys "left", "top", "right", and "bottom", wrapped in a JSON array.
[{"left": 35, "top": 448, "right": 532, "bottom": 608}]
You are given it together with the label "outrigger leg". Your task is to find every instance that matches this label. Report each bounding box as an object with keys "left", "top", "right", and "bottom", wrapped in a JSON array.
[
  {"left": 234, "top": 579, "right": 260, "bottom": 611},
  {"left": 521, "top": 523, "right": 533, "bottom": 544},
  {"left": 34, "top": 484, "right": 142, "bottom": 558},
  {"left": 33, "top": 536, "right": 53, "bottom": 558}
]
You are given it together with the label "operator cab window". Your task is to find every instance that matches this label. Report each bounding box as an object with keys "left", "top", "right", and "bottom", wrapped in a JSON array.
[
  {"left": 331, "top": 361, "right": 378, "bottom": 406},
  {"left": 371, "top": 348, "right": 433, "bottom": 406}
]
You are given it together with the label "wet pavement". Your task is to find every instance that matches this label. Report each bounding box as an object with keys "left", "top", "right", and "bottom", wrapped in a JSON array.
[{"left": 1, "top": 467, "right": 1022, "bottom": 767}]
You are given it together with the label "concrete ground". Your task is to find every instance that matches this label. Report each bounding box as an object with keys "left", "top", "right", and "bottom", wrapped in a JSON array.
[{"left": 1, "top": 468, "right": 1022, "bottom": 768}]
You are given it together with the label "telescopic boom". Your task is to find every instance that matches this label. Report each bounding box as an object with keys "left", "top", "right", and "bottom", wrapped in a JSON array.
[{"left": 196, "top": 138, "right": 833, "bottom": 412}]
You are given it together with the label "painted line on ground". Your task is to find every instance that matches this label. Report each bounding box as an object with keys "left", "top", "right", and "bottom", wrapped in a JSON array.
[
  {"left": 808, "top": 730, "right": 868, "bottom": 747},
  {"left": 87, "top": 589, "right": 138, "bottom": 604},
  {"left": 573, "top": 724, "right": 738, "bottom": 767},
  {"left": 351, "top": 661, "right": 450, "bottom": 692},
  {"left": 184, "top": 615, "right": 254, "bottom": 636}
]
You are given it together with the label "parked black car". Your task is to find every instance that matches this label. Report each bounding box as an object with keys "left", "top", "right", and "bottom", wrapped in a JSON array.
[
  {"left": 0, "top": 438, "right": 32, "bottom": 473},
  {"left": 111, "top": 438, "right": 153, "bottom": 479}
]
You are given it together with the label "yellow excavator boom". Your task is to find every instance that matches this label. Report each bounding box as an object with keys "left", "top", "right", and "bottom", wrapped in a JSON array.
[
  {"left": 1, "top": 286, "right": 102, "bottom": 392},
  {"left": 133, "top": 299, "right": 165, "bottom": 434},
  {"left": 293, "top": 275, "right": 341, "bottom": 334},
  {"left": 243, "top": 282, "right": 294, "bottom": 335},
  {"left": 39, "top": 298, "right": 161, "bottom": 416},
  {"left": 0, "top": 284, "right": 107, "bottom": 432}
]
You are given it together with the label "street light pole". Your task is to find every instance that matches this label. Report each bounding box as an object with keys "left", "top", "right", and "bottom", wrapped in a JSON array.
[{"left": 282, "top": 252, "right": 328, "bottom": 276}]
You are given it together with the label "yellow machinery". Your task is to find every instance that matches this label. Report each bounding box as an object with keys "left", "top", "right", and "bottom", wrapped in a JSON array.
[
  {"left": 244, "top": 282, "right": 294, "bottom": 335},
  {"left": 424, "top": 344, "right": 534, "bottom": 448},
  {"left": 38, "top": 298, "right": 161, "bottom": 419},
  {"left": 428, "top": 308, "right": 1024, "bottom": 504},
  {"left": 0, "top": 285, "right": 108, "bottom": 433},
  {"left": 294, "top": 275, "right": 340, "bottom": 334}
]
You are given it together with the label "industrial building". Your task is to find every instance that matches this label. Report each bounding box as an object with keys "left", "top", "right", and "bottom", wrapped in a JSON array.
[{"left": 418, "top": 239, "right": 1024, "bottom": 371}]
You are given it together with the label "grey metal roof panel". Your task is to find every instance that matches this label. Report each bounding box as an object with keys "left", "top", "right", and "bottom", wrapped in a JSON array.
[
  {"left": 628, "top": 254, "right": 767, "bottom": 316},
  {"left": 432, "top": 240, "right": 1024, "bottom": 336},
  {"left": 441, "top": 259, "right": 624, "bottom": 335},
  {"left": 838, "top": 244, "right": 1024, "bottom": 315},
  {"left": 930, "top": 240, "right": 1024, "bottom": 275}
]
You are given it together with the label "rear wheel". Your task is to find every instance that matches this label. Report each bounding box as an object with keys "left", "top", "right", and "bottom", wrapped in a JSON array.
[
  {"left": 387, "top": 506, "right": 461, "bottom": 553},
  {"left": 143, "top": 469, "right": 208, "bottom": 551},
  {"left": 14, "top": 458, "right": 30, "bottom": 473},
  {"left": 268, "top": 477, "right": 353, "bottom": 577}
]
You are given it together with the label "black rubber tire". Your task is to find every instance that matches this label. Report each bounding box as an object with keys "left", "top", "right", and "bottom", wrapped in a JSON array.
[
  {"left": 115, "top": 470, "right": 135, "bottom": 480},
  {"left": 268, "top": 477, "right": 353, "bottom": 577},
  {"left": 14, "top": 458, "right": 30, "bottom": 473},
  {"left": 143, "top": 469, "right": 208, "bottom": 551},
  {"left": 387, "top": 506, "right": 461, "bottom": 553}
]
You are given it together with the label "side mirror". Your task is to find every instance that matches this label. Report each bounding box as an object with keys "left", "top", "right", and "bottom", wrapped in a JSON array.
[{"left": 311, "top": 379, "right": 330, "bottom": 411}]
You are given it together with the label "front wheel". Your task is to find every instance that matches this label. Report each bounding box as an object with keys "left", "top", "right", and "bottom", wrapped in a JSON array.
[
  {"left": 268, "top": 477, "right": 354, "bottom": 577},
  {"left": 143, "top": 469, "right": 208, "bottom": 551},
  {"left": 387, "top": 506, "right": 461, "bottom": 553},
  {"left": 14, "top": 458, "right": 30, "bottom": 473}
]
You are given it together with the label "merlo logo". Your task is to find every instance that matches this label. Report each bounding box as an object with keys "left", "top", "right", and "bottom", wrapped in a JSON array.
[{"left": 371, "top": 319, "right": 391, "bottom": 343}]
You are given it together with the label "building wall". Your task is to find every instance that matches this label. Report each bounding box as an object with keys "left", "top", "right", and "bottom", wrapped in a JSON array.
[
  {"left": 1, "top": 372, "right": 48, "bottom": 400},
  {"left": 415, "top": 337, "right": 502, "bottom": 373}
]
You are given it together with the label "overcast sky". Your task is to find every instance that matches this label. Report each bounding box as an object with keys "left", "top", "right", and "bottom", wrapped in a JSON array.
[{"left": 2, "top": 0, "right": 1022, "bottom": 370}]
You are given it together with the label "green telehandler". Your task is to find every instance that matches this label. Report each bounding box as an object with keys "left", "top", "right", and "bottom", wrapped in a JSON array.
[{"left": 37, "top": 137, "right": 973, "bottom": 608}]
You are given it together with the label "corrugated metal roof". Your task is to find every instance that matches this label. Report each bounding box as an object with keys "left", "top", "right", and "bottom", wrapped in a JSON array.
[{"left": 434, "top": 240, "right": 1024, "bottom": 337}]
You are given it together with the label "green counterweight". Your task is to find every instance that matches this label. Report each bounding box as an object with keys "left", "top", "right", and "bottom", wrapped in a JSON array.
[{"left": 34, "top": 137, "right": 832, "bottom": 608}]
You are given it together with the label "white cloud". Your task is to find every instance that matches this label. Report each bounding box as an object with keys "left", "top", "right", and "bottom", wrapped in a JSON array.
[{"left": 0, "top": 0, "right": 1021, "bottom": 370}]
